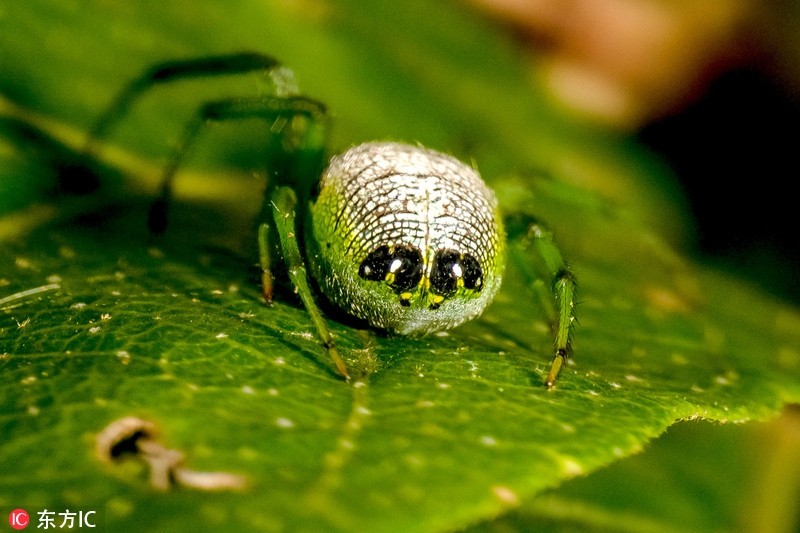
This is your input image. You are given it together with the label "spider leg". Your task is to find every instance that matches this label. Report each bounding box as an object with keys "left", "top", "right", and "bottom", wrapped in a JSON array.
[
  {"left": 505, "top": 213, "right": 577, "bottom": 388},
  {"left": 74, "top": 51, "right": 318, "bottom": 231},
  {"left": 131, "top": 87, "right": 339, "bottom": 377},
  {"left": 80, "top": 53, "right": 342, "bottom": 375},
  {"left": 146, "top": 94, "right": 327, "bottom": 233},
  {"left": 84, "top": 52, "right": 286, "bottom": 149},
  {"left": 140, "top": 94, "right": 328, "bottom": 323},
  {"left": 268, "top": 186, "right": 350, "bottom": 381}
]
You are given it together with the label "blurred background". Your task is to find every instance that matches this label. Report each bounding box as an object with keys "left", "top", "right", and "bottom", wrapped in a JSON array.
[{"left": 468, "top": 0, "right": 800, "bottom": 303}]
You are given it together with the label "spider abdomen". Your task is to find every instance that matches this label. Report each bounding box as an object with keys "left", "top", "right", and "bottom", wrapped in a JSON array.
[{"left": 307, "top": 141, "right": 506, "bottom": 335}]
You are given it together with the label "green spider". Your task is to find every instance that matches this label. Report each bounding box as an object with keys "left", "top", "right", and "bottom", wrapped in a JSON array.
[{"left": 80, "top": 52, "right": 576, "bottom": 387}]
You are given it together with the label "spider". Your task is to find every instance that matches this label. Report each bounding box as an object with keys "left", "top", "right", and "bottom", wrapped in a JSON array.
[{"left": 78, "top": 52, "right": 576, "bottom": 387}]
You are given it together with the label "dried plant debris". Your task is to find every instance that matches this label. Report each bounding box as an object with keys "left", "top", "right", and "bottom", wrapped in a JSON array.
[{"left": 96, "top": 417, "right": 246, "bottom": 491}]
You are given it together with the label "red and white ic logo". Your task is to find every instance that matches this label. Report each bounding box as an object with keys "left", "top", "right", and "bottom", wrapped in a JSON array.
[{"left": 8, "top": 509, "right": 29, "bottom": 530}]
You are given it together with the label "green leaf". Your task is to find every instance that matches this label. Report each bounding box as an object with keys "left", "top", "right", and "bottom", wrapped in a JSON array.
[
  {"left": 467, "top": 413, "right": 800, "bottom": 532},
  {"left": 1, "top": 1, "right": 799, "bottom": 532}
]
